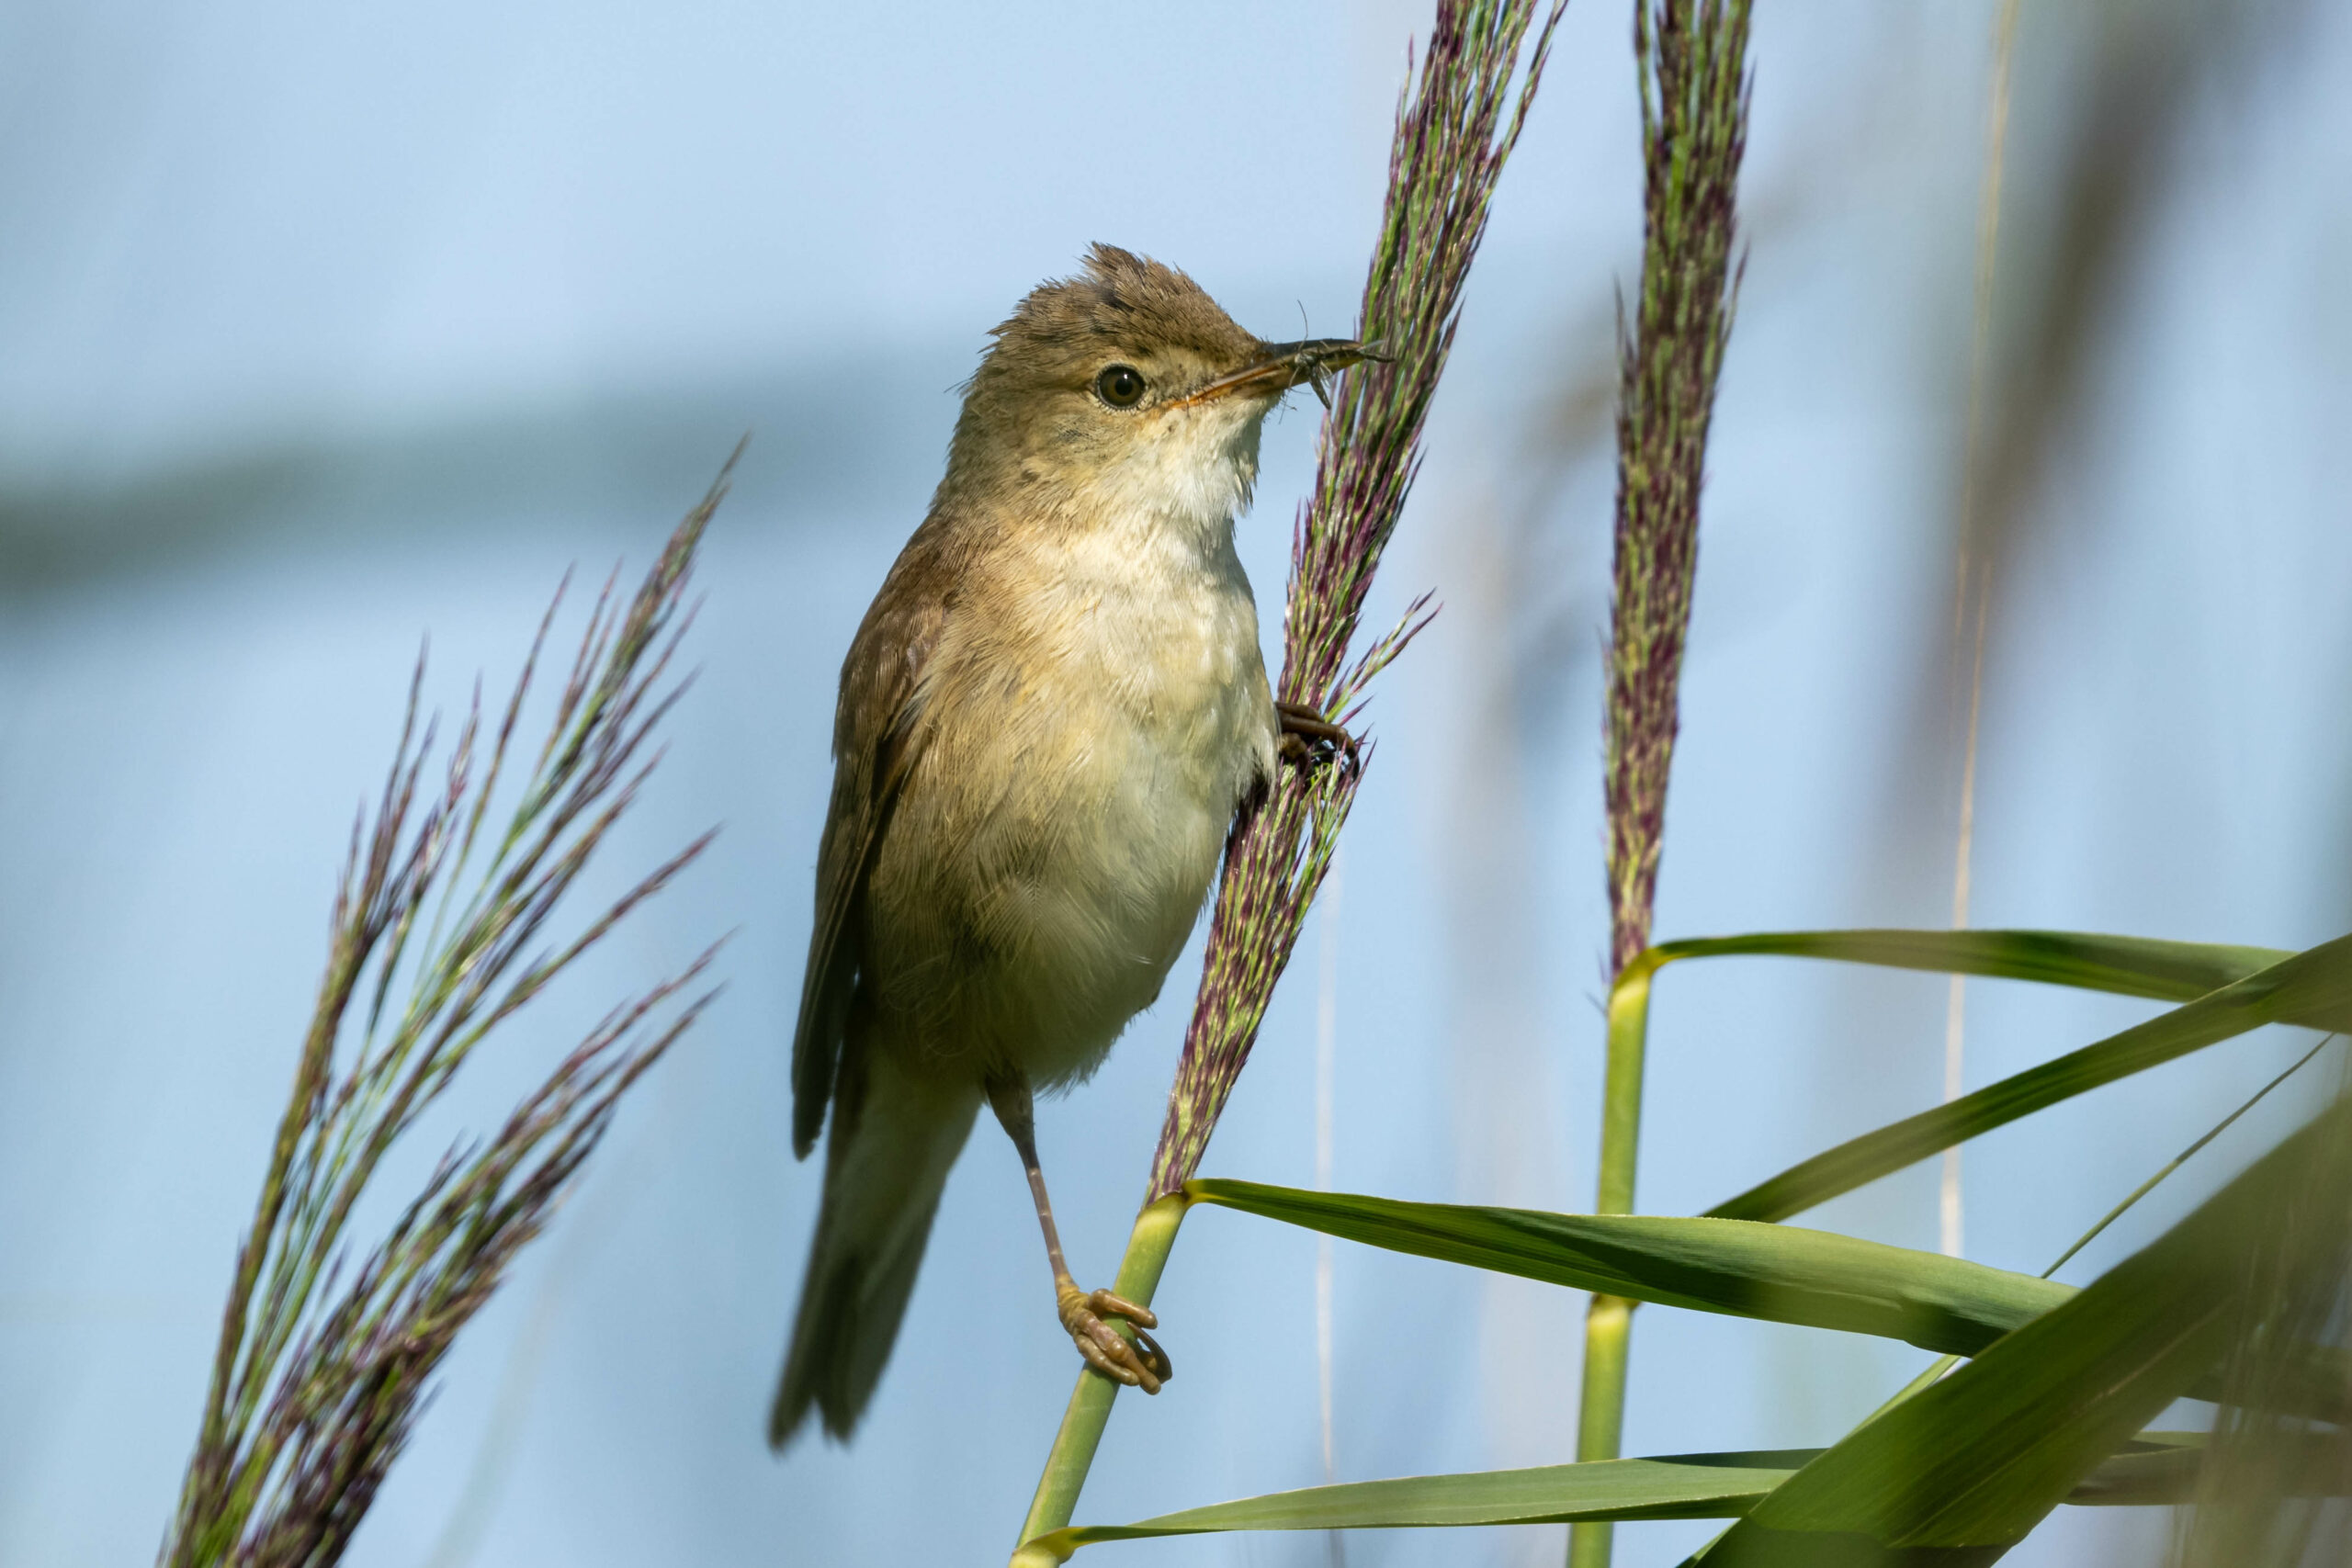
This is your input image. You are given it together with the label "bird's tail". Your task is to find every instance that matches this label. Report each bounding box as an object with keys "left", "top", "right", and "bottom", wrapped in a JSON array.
[{"left": 770, "top": 1043, "right": 980, "bottom": 1447}]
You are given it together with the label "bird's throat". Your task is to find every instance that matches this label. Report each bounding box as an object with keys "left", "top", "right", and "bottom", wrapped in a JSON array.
[{"left": 1085, "top": 400, "right": 1266, "bottom": 554}]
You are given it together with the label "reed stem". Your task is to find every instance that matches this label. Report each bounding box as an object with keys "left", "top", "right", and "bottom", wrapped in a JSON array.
[
  {"left": 1014, "top": 1197, "right": 1189, "bottom": 1555},
  {"left": 1570, "top": 954, "right": 1659, "bottom": 1568}
]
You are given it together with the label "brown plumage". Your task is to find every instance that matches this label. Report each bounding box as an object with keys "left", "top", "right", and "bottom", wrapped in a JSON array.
[{"left": 773, "top": 245, "right": 1371, "bottom": 1445}]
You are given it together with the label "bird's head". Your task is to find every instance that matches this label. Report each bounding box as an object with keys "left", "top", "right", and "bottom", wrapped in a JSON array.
[{"left": 945, "top": 244, "right": 1375, "bottom": 537}]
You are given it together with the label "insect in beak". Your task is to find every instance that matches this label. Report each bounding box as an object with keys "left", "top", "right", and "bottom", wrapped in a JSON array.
[{"left": 1178, "top": 338, "right": 1390, "bottom": 410}]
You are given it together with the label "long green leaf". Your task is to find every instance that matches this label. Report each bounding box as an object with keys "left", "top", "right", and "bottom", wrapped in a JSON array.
[
  {"left": 1699, "top": 1098, "right": 2352, "bottom": 1565},
  {"left": 1007, "top": 1433, "right": 2317, "bottom": 1562},
  {"left": 1038, "top": 1450, "right": 1807, "bottom": 1557},
  {"left": 1189, "top": 1180, "right": 2066, "bottom": 1354},
  {"left": 1188, "top": 1179, "right": 2352, "bottom": 1425},
  {"left": 1577, "top": 927, "right": 2299, "bottom": 1497},
  {"left": 1710, "top": 931, "right": 2352, "bottom": 1224},
  {"left": 1650, "top": 929, "right": 2289, "bottom": 1002}
]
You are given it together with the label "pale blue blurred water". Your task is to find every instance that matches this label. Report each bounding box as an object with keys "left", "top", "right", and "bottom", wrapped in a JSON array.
[{"left": 3, "top": 5, "right": 2349, "bottom": 1566}]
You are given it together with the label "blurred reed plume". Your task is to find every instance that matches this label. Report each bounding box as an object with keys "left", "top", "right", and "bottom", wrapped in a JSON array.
[
  {"left": 157, "top": 466, "right": 729, "bottom": 1568},
  {"left": 1146, "top": 0, "right": 1567, "bottom": 1200}
]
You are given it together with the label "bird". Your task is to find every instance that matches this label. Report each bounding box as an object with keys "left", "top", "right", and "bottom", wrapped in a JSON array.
[{"left": 770, "top": 243, "right": 1372, "bottom": 1446}]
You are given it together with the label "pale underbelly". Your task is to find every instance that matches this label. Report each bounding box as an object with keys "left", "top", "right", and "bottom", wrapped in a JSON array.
[{"left": 861, "top": 685, "right": 1269, "bottom": 1089}]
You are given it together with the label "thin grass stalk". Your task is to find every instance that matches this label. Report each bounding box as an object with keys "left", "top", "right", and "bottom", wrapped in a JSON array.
[
  {"left": 159, "top": 457, "right": 734, "bottom": 1568},
  {"left": 1574, "top": 3, "right": 1754, "bottom": 1565},
  {"left": 1940, "top": 0, "right": 2026, "bottom": 1269},
  {"left": 1010, "top": 5, "right": 1567, "bottom": 1560}
]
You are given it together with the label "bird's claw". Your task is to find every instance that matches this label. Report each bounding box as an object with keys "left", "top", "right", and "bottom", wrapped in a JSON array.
[
  {"left": 1275, "top": 699, "right": 1359, "bottom": 769},
  {"left": 1058, "top": 1282, "right": 1170, "bottom": 1393}
]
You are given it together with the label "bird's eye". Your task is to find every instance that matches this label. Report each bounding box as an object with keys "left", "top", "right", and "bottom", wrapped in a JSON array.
[{"left": 1094, "top": 365, "right": 1146, "bottom": 408}]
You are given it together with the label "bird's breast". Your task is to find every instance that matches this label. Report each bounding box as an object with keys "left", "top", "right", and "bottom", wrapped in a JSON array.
[
  {"left": 1000, "top": 517, "right": 1274, "bottom": 901},
  {"left": 1019, "top": 515, "right": 1275, "bottom": 824}
]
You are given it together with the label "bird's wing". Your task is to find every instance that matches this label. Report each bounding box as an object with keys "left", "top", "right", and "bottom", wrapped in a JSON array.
[{"left": 789, "top": 541, "right": 949, "bottom": 1158}]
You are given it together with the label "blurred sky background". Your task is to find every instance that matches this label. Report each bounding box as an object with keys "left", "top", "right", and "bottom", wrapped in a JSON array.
[{"left": 4, "top": 2, "right": 2350, "bottom": 1564}]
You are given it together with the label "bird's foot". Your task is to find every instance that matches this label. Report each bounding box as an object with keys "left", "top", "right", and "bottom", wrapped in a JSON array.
[
  {"left": 1276, "top": 699, "right": 1359, "bottom": 769},
  {"left": 1057, "top": 1280, "right": 1170, "bottom": 1393}
]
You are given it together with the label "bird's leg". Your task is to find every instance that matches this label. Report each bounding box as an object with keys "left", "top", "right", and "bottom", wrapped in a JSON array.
[
  {"left": 984, "top": 1074, "right": 1172, "bottom": 1393},
  {"left": 1275, "top": 698, "right": 1360, "bottom": 768}
]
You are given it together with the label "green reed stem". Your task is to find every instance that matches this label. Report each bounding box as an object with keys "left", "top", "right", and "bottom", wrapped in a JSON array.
[
  {"left": 1571, "top": 953, "right": 1664, "bottom": 1568},
  {"left": 1013, "top": 1197, "right": 1188, "bottom": 1563}
]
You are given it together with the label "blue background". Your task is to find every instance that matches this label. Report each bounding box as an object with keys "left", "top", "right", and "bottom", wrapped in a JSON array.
[{"left": 3, "top": 3, "right": 2347, "bottom": 1564}]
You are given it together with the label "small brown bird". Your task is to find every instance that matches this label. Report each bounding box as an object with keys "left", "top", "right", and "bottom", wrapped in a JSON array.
[{"left": 771, "top": 244, "right": 1369, "bottom": 1445}]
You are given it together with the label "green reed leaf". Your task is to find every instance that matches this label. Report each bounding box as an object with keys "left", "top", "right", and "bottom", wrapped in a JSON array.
[
  {"left": 1004, "top": 1432, "right": 2331, "bottom": 1562},
  {"left": 1187, "top": 1179, "right": 2351, "bottom": 1426},
  {"left": 1647, "top": 928, "right": 2288, "bottom": 1001},
  {"left": 1701, "top": 1098, "right": 2352, "bottom": 1565},
  {"left": 1188, "top": 1180, "right": 2065, "bottom": 1353},
  {"left": 1710, "top": 931, "right": 2352, "bottom": 1224}
]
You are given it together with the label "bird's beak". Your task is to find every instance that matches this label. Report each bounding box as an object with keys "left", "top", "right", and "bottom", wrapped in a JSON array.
[{"left": 1176, "top": 337, "right": 1386, "bottom": 410}]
